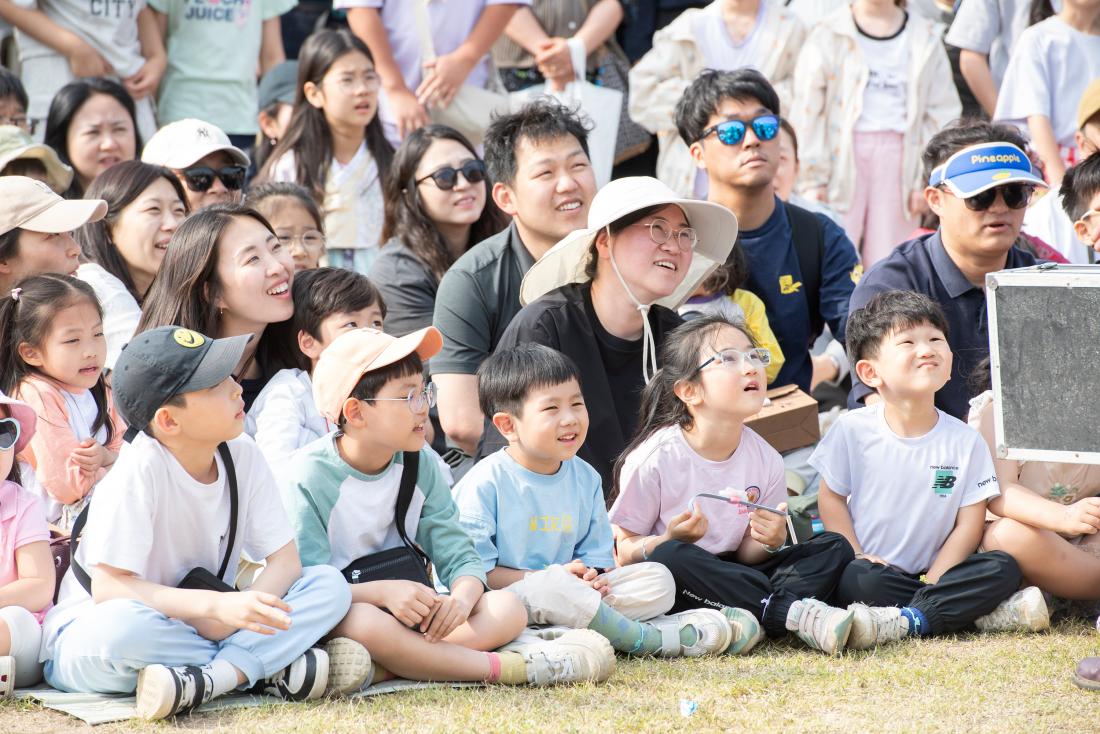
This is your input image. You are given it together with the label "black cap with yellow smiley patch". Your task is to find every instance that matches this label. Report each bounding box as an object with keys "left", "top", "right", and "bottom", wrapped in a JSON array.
[{"left": 112, "top": 326, "right": 252, "bottom": 436}]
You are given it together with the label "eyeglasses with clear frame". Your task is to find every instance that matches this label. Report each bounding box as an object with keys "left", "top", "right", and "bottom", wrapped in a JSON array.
[
  {"left": 360, "top": 382, "right": 436, "bottom": 413},
  {"left": 691, "top": 347, "right": 772, "bottom": 377},
  {"left": 628, "top": 218, "right": 698, "bottom": 252}
]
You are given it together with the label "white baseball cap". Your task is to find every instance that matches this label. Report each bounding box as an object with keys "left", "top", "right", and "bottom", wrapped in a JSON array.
[
  {"left": 0, "top": 176, "right": 106, "bottom": 237},
  {"left": 141, "top": 118, "right": 250, "bottom": 170}
]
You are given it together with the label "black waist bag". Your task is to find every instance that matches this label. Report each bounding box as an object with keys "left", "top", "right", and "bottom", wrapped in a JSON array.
[
  {"left": 342, "top": 451, "right": 432, "bottom": 587},
  {"left": 71, "top": 442, "right": 239, "bottom": 594}
]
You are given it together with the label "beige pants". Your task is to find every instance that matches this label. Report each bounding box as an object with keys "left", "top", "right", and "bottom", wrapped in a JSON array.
[{"left": 505, "top": 563, "right": 676, "bottom": 629}]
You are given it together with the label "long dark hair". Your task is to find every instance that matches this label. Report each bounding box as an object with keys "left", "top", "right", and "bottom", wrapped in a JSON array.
[
  {"left": 0, "top": 274, "right": 115, "bottom": 445},
  {"left": 262, "top": 30, "right": 394, "bottom": 203},
  {"left": 43, "top": 78, "right": 142, "bottom": 199},
  {"left": 1030, "top": 0, "right": 1055, "bottom": 25},
  {"left": 76, "top": 161, "right": 190, "bottom": 303},
  {"left": 381, "top": 124, "right": 507, "bottom": 280},
  {"left": 135, "top": 205, "right": 297, "bottom": 379},
  {"left": 609, "top": 315, "right": 756, "bottom": 505}
]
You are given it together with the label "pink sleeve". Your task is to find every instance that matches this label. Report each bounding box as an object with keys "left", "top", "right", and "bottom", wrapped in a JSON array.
[
  {"left": 607, "top": 448, "right": 664, "bottom": 537},
  {"left": 103, "top": 386, "right": 127, "bottom": 455},
  {"left": 14, "top": 491, "right": 50, "bottom": 550},
  {"left": 16, "top": 379, "right": 96, "bottom": 506}
]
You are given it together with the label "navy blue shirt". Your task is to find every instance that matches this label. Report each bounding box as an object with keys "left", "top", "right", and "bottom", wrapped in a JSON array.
[
  {"left": 847, "top": 231, "right": 1038, "bottom": 419},
  {"left": 739, "top": 198, "right": 861, "bottom": 391}
]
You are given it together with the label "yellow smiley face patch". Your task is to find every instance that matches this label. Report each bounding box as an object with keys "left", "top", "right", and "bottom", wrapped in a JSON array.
[{"left": 173, "top": 328, "right": 206, "bottom": 348}]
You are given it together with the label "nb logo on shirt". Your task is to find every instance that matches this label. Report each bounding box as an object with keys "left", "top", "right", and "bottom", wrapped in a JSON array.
[
  {"left": 931, "top": 470, "right": 957, "bottom": 496},
  {"left": 529, "top": 515, "right": 574, "bottom": 533},
  {"left": 778, "top": 275, "right": 802, "bottom": 294}
]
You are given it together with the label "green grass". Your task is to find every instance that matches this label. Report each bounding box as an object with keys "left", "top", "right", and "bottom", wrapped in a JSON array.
[{"left": 3, "top": 623, "right": 1098, "bottom": 733}]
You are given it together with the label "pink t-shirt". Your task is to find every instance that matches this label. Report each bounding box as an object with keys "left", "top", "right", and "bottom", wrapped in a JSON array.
[
  {"left": 0, "top": 479, "right": 51, "bottom": 622},
  {"left": 609, "top": 425, "right": 786, "bottom": 556}
]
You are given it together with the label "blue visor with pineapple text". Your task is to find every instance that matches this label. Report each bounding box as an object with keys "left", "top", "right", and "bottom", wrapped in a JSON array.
[{"left": 928, "top": 142, "right": 1047, "bottom": 197}]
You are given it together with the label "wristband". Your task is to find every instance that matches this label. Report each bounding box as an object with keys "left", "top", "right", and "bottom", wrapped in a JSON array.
[
  {"left": 763, "top": 542, "right": 788, "bottom": 555},
  {"left": 640, "top": 538, "right": 651, "bottom": 561}
]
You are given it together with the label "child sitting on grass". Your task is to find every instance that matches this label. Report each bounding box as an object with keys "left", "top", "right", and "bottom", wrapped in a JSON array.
[
  {"left": 453, "top": 343, "right": 737, "bottom": 658},
  {"left": 814, "top": 290, "right": 1048, "bottom": 650},
  {"left": 280, "top": 327, "right": 616, "bottom": 687},
  {"left": 42, "top": 326, "right": 367, "bottom": 720}
]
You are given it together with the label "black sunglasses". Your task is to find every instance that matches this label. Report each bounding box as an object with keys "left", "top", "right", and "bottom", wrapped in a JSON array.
[
  {"left": 415, "top": 160, "right": 487, "bottom": 191},
  {"left": 942, "top": 182, "right": 1035, "bottom": 211},
  {"left": 181, "top": 165, "right": 247, "bottom": 193}
]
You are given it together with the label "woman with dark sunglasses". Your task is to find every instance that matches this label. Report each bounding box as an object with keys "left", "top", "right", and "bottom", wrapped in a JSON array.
[
  {"left": 371, "top": 124, "right": 507, "bottom": 338},
  {"left": 140, "top": 118, "right": 250, "bottom": 212}
]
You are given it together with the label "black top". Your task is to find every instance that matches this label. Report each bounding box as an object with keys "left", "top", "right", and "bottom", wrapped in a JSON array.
[
  {"left": 478, "top": 282, "right": 684, "bottom": 495},
  {"left": 847, "top": 231, "right": 1038, "bottom": 419},
  {"left": 370, "top": 237, "right": 439, "bottom": 338}
]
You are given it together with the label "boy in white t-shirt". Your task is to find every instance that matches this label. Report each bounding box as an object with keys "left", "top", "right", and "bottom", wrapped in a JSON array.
[
  {"left": 812, "top": 291, "right": 1049, "bottom": 649},
  {"left": 42, "top": 327, "right": 369, "bottom": 720}
]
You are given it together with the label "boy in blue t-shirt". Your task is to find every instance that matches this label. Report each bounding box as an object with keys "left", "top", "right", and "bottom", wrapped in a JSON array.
[
  {"left": 812, "top": 291, "right": 1049, "bottom": 649},
  {"left": 453, "top": 343, "right": 760, "bottom": 658}
]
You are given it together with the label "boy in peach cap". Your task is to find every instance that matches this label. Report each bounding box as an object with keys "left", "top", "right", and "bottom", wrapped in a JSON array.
[{"left": 281, "top": 326, "right": 616, "bottom": 689}]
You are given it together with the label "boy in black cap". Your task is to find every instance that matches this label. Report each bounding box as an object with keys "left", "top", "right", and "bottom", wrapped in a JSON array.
[{"left": 40, "top": 327, "right": 369, "bottom": 720}]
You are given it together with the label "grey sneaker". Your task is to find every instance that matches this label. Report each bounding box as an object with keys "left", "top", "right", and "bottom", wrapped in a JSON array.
[
  {"left": 135, "top": 664, "right": 217, "bottom": 720},
  {"left": 260, "top": 647, "right": 329, "bottom": 701},
  {"left": 975, "top": 586, "right": 1050, "bottom": 633},
  {"left": 513, "top": 629, "right": 615, "bottom": 686},
  {"left": 847, "top": 604, "right": 910, "bottom": 650},
  {"left": 788, "top": 598, "right": 854, "bottom": 656},
  {"left": 722, "top": 607, "right": 764, "bottom": 656},
  {"left": 323, "top": 637, "right": 372, "bottom": 696},
  {"left": 649, "top": 608, "right": 733, "bottom": 657}
]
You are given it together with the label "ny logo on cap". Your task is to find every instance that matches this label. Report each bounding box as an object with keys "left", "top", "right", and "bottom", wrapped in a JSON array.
[{"left": 196, "top": 127, "right": 211, "bottom": 140}]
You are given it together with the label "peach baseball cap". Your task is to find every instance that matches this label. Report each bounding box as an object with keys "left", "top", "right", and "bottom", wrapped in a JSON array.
[{"left": 313, "top": 326, "right": 442, "bottom": 423}]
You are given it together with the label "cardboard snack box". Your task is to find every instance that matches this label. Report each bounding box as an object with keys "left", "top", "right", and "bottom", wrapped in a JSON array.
[{"left": 745, "top": 384, "right": 819, "bottom": 453}]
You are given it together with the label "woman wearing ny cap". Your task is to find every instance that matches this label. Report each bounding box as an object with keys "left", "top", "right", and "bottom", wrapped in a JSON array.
[
  {"left": 0, "top": 176, "right": 107, "bottom": 296},
  {"left": 141, "top": 118, "right": 250, "bottom": 213},
  {"left": 481, "top": 176, "right": 736, "bottom": 495}
]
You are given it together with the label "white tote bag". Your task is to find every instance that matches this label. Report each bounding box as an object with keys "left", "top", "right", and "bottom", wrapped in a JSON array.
[
  {"left": 412, "top": 0, "right": 510, "bottom": 147},
  {"left": 508, "top": 39, "right": 621, "bottom": 187}
]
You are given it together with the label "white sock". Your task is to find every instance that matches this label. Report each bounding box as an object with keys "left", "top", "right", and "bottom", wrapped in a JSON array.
[{"left": 207, "top": 659, "right": 241, "bottom": 697}]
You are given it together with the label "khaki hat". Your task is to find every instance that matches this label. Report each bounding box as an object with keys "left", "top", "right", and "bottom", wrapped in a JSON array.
[
  {"left": 313, "top": 326, "right": 442, "bottom": 423},
  {"left": 141, "top": 118, "right": 250, "bottom": 169},
  {"left": 1078, "top": 79, "right": 1100, "bottom": 131},
  {"left": 0, "top": 176, "right": 106, "bottom": 236},
  {"left": 0, "top": 125, "right": 73, "bottom": 193},
  {"left": 520, "top": 176, "right": 738, "bottom": 310}
]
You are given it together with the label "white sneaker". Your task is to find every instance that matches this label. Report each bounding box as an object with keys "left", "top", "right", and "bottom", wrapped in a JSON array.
[
  {"left": 722, "top": 607, "right": 764, "bottom": 656},
  {"left": 323, "top": 638, "right": 372, "bottom": 696},
  {"left": 259, "top": 647, "right": 329, "bottom": 702},
  {"left": 649, "top": 609, "right": 733, "bottom": 657},
  {"left": 513, "top": 629, "right": 615, "bottom": 686},
  {"left": 975, "top": 586, "right": 1050, "bottom": 633},
  {"left": 135, "top": 664, "right": 218, "bottom": 720},
  {"left": 0, "top": 656, "right": 14, "bottom": 697},
  {"left": 788, "top": 598, "right": 854, "bottom": 656},
  {"left": 846, "top": 604, "right": 910, "bottom": 650}
]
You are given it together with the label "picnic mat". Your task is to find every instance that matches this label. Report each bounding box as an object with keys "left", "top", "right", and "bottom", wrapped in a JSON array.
[{"left": 16, "top": 680, "right": 484, "bottom": 726}]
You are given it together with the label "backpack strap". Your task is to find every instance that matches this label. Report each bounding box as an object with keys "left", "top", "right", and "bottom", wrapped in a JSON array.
[
  {"left": 70, "top": 442, "right": 240, "bottom": 594},
  {"left": 785, "top": 201, "right": 826, "bottom": 340},
  {"left": 394, "top": 451, "right": 430, "bottom": 568}
]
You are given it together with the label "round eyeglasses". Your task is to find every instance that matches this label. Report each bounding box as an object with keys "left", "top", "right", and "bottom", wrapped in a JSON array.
[
  {"left": 361, "top": 382, "right": 436, "bottom": 413},
  {"left": 629, "top": 218, "right": 698, "bottom": 251}
]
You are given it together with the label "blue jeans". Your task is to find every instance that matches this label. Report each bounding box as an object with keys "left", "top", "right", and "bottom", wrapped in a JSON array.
[{"left": 44, "top": 565, "right": 350, "bottom": 693}]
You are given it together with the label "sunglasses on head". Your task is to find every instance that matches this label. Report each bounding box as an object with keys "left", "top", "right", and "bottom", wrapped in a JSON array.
[
  {"left": 0, "top": 417, "right": 20, "bottom": 452},
  {"left": 941, "top": 182, "right": 1035, "bottom": 211},
  {"left": 696, "top": 114, "right": 780, "bottom": 146},
  {"left": 415, "top": 159, "right": 487, "bottom": 191},
  {"left": 181, "top": 165, "right": 247, "bottom": 193}
]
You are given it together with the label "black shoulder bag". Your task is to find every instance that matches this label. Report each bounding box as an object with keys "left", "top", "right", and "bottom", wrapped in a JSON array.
[
  {"left": 341, "top": 451, "right": 432, "bottom": 587},
  {"left": 70, "top": 442, "right": 240, "bottom": 594}
]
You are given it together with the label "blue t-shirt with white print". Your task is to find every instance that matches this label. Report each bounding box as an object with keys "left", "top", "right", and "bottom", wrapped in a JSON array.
[{"left": 452, "top": 449, "right": 615, "bottom": 573}]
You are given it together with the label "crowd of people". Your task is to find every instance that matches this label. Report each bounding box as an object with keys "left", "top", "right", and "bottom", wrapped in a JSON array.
[{"left": 1, "top": 0, "right": 1100, "bottom": 719}]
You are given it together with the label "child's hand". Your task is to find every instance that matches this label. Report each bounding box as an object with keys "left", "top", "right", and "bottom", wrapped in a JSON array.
[
  {"left": 666, "top": 507, "right": 709, "bottom": 544},
  {"left": 855, "top": 553, "right": 890, "bottom": 566},
  {"left": 417, "top": 51, "right": 476, "bottom": 109},
  {"left": 69, "top": 439, "right": 110, "bottom": 474},
  {"left": 214, "top": 590, "right": 292, "bottom": 635},
  {"left": 65, "top": 38, "right": 114, "bottom": 78},
  {"left": 748, "top": 503, "right": 788, "bottom": 550},
  {"left": 1061, "top": 498, "right": 1100, "bottom": 536},
  {"left": 380, "top": 579, "right": 440, "bottom": 629},
  {"left": 562, "top": 559, "right": 590, "bottom": 579},
  {"left": 388, "top": 85, "right": 429, "bottom": 140},
  {"left": 589, "top": 573, "right": 611, "bottom": 597},
  {"left": 124, "top": 55, "right": 167, "bottom": 100},
  {"left": 419, "top": 594, "right": 471, "bottom": 642}
]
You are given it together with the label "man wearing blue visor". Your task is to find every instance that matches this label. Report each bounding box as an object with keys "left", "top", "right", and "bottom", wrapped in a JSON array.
[{"left": 847, "top": 121, "right": 1047, "bottom": 419}]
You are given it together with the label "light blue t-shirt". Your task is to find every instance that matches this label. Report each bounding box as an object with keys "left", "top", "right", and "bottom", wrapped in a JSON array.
[{"left": 452, "top": 449, "right": 615, "bottom": 573}]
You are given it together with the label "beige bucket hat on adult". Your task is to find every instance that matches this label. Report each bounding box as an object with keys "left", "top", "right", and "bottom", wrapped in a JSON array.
[
  {"left": 0, "top": 176, "right": 106, "bottom": 237},
  {"left": 520, "top": 176, "right": 738, "bottom": 310}
]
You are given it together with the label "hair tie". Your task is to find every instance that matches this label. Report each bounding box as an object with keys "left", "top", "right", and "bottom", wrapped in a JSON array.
[{"left": 10, "top": 287, "right": 20, "bottom": 301}]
